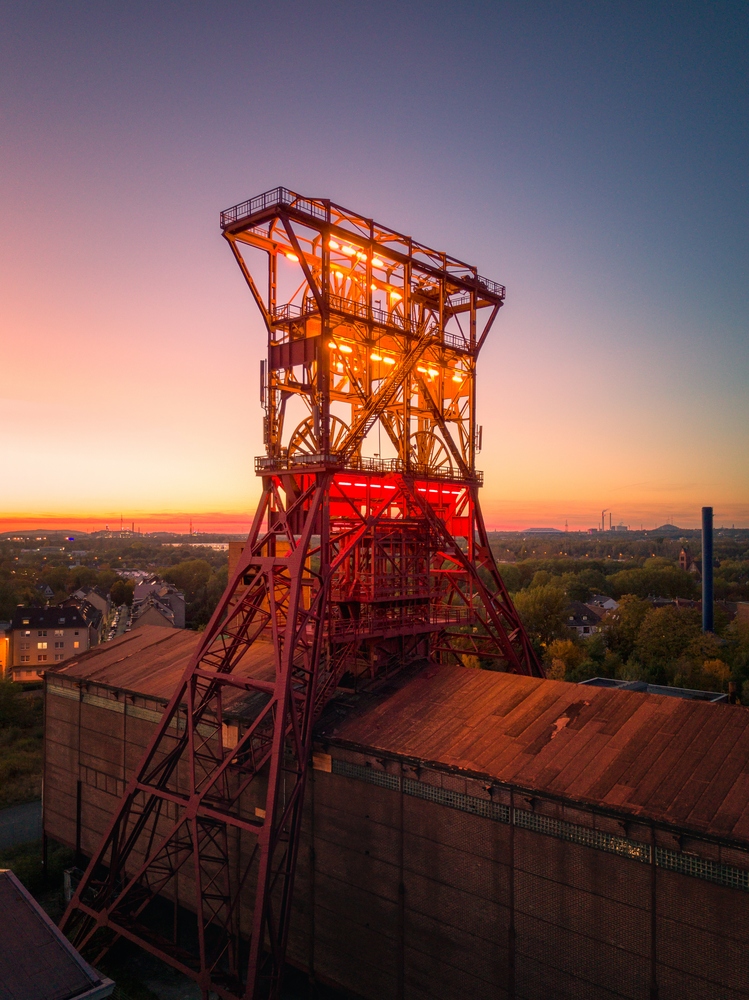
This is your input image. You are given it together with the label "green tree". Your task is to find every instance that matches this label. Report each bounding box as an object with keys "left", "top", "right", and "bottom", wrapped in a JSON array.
[
  {"left": 70, "top": 566, "right": 99, "bottom": 591},
  {"left": 162, "top": 560, "right": 213, "bottom": 602},
  {"left": 96, "top": 569, "right": 120, "bottom": 593},
  {"left": 512, "top": 583, "right": 569, "bottom": 651},
  {"left": 40, "top": 565, "right": 71, "bottom": 596},
  {"left": 0, "top": 580, "right": 20, "bottom": 620},
  {"left": 110, "top": 579, "right": 134, "bottom": 607},
  {"left": 634, "top": 605, "right": 701, "bottom": 681},
  {"left": 544, "top": 638, "right": 584, "bottom": 680},
  {"left": 599, "top": 595, "right": 650, "bottom": 661},
  {"left": 607, "top": 566, "right": 697, "bottom": 600},
  {"left": 566, "top": 633, "right": 620, "bottom": 682},
  {"left": 495, "top": 564, "right": 524, "bottom": 593}
]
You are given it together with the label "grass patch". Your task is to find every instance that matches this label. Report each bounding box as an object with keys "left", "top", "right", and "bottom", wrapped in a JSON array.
[{"left": 0, "top": 681, "right": 43, "bottom": 808}]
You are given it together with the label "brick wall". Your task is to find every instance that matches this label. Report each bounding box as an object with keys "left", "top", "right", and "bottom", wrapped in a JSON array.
[{"left": 44, "top": 680, "right": 749, "bottom": 999}]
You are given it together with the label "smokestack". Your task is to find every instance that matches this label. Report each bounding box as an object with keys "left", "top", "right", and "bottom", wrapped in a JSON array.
[{"left": 702, "top": 506, "right": 713, "bottom": 632}]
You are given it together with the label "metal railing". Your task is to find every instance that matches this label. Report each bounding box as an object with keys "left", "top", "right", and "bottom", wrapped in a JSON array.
[
  {"left": 254, "top": 452, "right": 482, "bottom": 485},
  {"left": 476, "top": 274, "right": 505, "bottom": 298},
  {"left": 328, "top": 293, "right": 409, "bottom": 332},
  {"left": 221, "top": 187, "right": 328, "bottom": 228},
  {"left": 327, "top": 604, "right": 472, "bottom": 638},
  {"left": 271, "top": 301, "right": 318, "bottom": 323},
  {"left": 271, "top": 293, "right": 472, "bottom": 354},
  {"left": 443, "top": 330, "right": 470, "bottom": 350}
]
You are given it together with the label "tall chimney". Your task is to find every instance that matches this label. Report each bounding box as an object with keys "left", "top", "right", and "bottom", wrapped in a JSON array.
[{"left": 702, "top": 506, "right": 713, "bottom": 632}]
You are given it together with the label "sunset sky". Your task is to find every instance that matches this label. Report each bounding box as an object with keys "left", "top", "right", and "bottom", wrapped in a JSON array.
[{"left": 2, "top": 2, "right": 747, "bottom": 533}]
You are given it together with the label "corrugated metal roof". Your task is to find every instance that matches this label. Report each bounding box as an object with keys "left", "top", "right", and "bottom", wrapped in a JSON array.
[
  {"left": 48, "top": 625, "right": 276, "bottom": 712},
  {"left": 323, "top": 666, "right": 749, "bottom": 845},
  {"left": 49, "top": 635, "right": 749, "bottom": 844}
]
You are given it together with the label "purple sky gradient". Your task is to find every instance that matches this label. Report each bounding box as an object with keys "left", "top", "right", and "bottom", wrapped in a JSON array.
[{"left": 1, "top": 1, "right": 747, "bottom": 530}]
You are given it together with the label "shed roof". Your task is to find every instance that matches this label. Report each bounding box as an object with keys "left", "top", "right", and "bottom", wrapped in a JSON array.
[
  {"left": 0, "top": 869, "right": 113, "bottom": 1000},
  {"left": 323, "top": 665, "right": 749, "bottom": 845}
]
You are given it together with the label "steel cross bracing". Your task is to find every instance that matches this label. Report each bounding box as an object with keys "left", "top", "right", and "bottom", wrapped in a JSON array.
[{"left": 61, "top": 188, "right": 543, "bottom": 999}]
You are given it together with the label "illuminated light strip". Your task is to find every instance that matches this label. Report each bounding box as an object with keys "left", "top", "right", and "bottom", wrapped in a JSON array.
[
  {"left": 355, "top": 482, "right": 367, "bottom": 487},
  {"left": 418, "top": 488, "right": 427, "bottom": 493},
  {"left": 429, "top": 489, "right": 438, "bottom": 493},
  {"left": 338, "top": 481, "right": 352, "bottom": 486},
  {"left": 384, "top": 485, "right": 396, "bottom": 490}
]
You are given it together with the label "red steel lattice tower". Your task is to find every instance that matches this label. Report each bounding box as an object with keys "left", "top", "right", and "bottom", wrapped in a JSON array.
[{"left": 61, "top": 189, "right": 544, "bottom": 998}]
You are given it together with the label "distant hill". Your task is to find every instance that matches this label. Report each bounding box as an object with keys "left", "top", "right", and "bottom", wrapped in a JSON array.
[{"left": 651, "top": 524, "right": 683, "bottom": 535}]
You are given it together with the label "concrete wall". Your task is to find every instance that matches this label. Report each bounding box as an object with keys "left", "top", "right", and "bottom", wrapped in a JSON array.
[{"left": 44, "top": 679, "right": 749, "bottom": 1000}]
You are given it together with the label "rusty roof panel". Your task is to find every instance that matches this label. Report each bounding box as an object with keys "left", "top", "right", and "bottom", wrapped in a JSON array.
[
  {"left": 48, "top": 636, "right": 749, "bottom": 845},
  {"left": 324, "top": 666, "right": 749, "bottom": 845},
  {"left": 46, "top": 626, "right": 276, "bottom": 718}
]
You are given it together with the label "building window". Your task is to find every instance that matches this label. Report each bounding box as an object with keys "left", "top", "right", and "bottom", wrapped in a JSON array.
[
  {"left": 73, "top": 641, "right": 80, "bottom": 649},
  {"left": 54, "top": 629, "right": 64, "bottom": 637},
  {"left": 54, "top": 641, "right": 64, "bottom": 648},
  {"left": 54, "top": 653, "right": 64, "bottom": 661},
  {"left": 37, "top": 630, "right": 47, "bottom": 637},
  {"left": 583, "top": 626, "right": 590, "bottom": 634},
  {"left": 20, "top": 655, "right": 30, "bottom": 663},
  {"left": 37, "top": 654, "right": 47, "bottom": 662},
  {"left": 74, "top": 630, "right": 79, "bottom": 636},
  {"left": 37, "top": 641, "right": 47, "bottom": 649},
  {"left": 22, "top": 618, "right": 30, "bottom": 625}
]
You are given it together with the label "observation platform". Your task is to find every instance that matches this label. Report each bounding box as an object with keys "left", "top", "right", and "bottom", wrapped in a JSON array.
[
  {"left": 254, "top": 453, "right": 483, "bottom": 486},
  {"left": 220, "top": 186, "right": 506, "bottom": 305}
]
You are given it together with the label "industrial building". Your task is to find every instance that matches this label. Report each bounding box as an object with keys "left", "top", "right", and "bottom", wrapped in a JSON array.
[{"left": 45, "top": 627, "right": 749, "bottom": 999}]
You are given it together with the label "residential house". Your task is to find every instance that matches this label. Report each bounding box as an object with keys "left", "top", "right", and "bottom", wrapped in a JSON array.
[
  {"left": 130, "top": 594, "right": 177, "bottom": 630},
  {"left": 10, "top": 606, "right": 93, "bottom": 682},
  {"left": 36, "top": 583, "right": 55, "bottom": 603},
  {"left": 72, "top": 586, "right": 110, "bottom": 618},
  {"left": 62, "top": 595, "right": 105, "bottom": 644},
  {"left": 587, "top": 594, "right": 618, "bottom": 613},
  {"left": 133, "top": 578, "right": 186, "bottom": 628},
  {"left": 566, "top": 601, "right": 603, "bottom": 637}
]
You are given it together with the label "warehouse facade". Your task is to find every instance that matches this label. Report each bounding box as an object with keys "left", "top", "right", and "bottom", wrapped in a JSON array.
[{"left": 44, "top": 628, "right": 749, "bottom": 999}]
